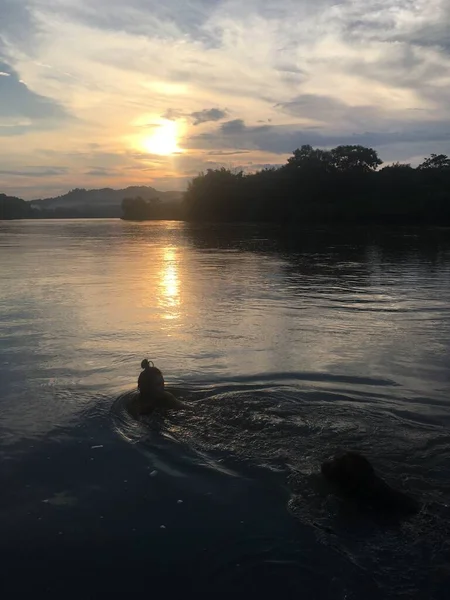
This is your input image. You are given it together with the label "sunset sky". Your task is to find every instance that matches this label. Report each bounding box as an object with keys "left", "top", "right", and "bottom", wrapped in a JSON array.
[{"left": 1, "top": 0, "right": 449, "bottom": 199}]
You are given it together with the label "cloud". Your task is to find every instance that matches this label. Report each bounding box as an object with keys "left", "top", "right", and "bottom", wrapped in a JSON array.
[
  {"left": 0, "top": 167, "right": 68, "bottom": 177},
  {"left": 161, "top": 107, "right": 228, "bottom": 125},
  {"left": 190, "top": 108, "right": 228, "bottom": 125},
  {"left": 0, "top": 60, "right": 69, "bottom": 135},
  {"left": 0, "top": 0, "right": 39, "bottom": 65},
  {"left": 162, "top": 108, "right": 184, "bottom": 121},
  {"left": 220, "top": 119, "right": 248, "bottom": 134},
  {"left": 85, "top": 168, "right": 116, "bottom": 177},
  {"left": 341, "top": 0, "right": 450, "bottom": 53},
  {"left": 207, "top": 150, "right": 251, "bottom": 156},
  {"left": 188, "top": 116, "right": 450, "bottom": 155},
  {"left": 277, "top": 93, "right": 434, "bottom": 132},
  {"left": 279, "top": 94, "right": 358, "bottom": 123},
  {"left": 0, "top": 0, "right": 35, "bottom": 42},
  {"left": 44, "top": 0, "right": 222, "bottom": 46}
]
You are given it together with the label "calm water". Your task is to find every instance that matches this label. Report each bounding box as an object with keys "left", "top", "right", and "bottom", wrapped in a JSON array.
[{"left": 1, "top": 220, "right": 450, "bottom": 598}]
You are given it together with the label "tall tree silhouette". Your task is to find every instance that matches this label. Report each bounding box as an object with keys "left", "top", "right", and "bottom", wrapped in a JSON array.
[{"left": 184, "top": 146, "right": 450, "bottom": 225}]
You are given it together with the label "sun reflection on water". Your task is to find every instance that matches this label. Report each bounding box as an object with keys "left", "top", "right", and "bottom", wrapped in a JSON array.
[{"left": 159, "top": 247, "right": 180, "bottom": 319}]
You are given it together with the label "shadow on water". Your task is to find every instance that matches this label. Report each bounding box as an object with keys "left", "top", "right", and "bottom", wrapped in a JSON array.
[{"left": 184, "top": 223, "right": 450, "bottom": 262}]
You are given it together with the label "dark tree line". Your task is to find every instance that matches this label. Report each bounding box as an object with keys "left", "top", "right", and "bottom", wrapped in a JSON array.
[
  {"left": 0, "top": 193, "right": 181, "bottom": 220},
  {"left": 121, "top": 196, "right": 160, "bottom": 220},
  {"left": 0, "top": 194, "right": 34, "bottom": 220},
  {"left": 3, "top": 145, "right": 450, "bottom": 224},
  {"left": 121, "top": 196, "right": 181, "bottom": 221},
  {"left": 0, "top": 194, "right": 122, "bottom": 219},
  {"left": 184, "top": 146, "right": 450, "bottom": 224}
]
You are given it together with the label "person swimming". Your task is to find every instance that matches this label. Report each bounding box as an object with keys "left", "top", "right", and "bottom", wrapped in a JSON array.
[
  {"left": 132, "top": 359, "right": 187, "bottom": 415},
  {"left": 138, "top": 359, "right": 164, "bottom": 400}
]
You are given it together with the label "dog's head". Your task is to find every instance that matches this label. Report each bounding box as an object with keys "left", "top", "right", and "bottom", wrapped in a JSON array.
[{"left": 321, "top": 451, "right": 375, "bottom": 487}]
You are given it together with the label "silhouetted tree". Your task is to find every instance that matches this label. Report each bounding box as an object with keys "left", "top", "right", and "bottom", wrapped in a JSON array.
[
  {"left": 330, "top": 145, "right": 382, "bottom": 172},
  {"left": 183, "top": 144, "right": 450, "bottom": 225},
  {"left": 0, "top": 194, "right": 33, "bottom": 219},
  {"left": 418, "top": 154, "right": 450, "bottom": 170},
  {"left": 184, "top": 168, "right": 245, "bottom": 221},
  {"left": 285, "top": 145, "right": 334, "bottom": 173}
]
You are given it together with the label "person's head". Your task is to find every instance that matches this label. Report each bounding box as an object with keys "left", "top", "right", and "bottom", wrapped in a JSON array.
[{"left": 140, "top": 359, "right": 165, "bottom": 393}]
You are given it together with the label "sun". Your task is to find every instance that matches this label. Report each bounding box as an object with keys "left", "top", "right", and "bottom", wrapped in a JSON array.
[{"left": 141, "top": 119, "right": 181, "bottom": 155}]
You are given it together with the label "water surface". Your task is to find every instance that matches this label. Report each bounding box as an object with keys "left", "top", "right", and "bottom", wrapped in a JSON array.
[{"left": 1, "top": 220, "right": 450, "bottom": 598}]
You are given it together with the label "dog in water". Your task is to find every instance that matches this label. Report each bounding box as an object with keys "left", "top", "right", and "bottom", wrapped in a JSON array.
[{"left": 321, "top": 451, "right": 420, "bottom": 516}]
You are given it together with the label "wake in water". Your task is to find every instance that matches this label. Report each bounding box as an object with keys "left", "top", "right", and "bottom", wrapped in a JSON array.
[{"left": 111, "top": 381, "right": 450, "bottom": 599}]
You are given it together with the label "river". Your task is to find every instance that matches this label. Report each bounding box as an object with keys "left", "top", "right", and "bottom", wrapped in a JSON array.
[{"left": 1, "top": 219, "right": 450, "bottom": 598}]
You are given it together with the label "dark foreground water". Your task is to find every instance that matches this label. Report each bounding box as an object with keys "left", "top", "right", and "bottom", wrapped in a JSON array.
[{"left": 1, "top": 220, "right": 450, "bottom": 598}]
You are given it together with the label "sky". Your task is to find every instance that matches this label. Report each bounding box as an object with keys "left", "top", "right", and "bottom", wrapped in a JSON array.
[{"left": 0, "top": 0, "right": 449, "bottom": 199}]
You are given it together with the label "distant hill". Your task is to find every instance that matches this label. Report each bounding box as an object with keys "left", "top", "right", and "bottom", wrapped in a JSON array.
[
  {"left": 30, "top": 186, "right": 183, "bottom": 210},
  {"left": 0, "top": 186, "right": 184, "bottom": 219}
]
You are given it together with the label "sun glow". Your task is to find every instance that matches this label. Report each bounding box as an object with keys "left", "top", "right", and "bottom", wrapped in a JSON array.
[{"left": 141, "top": 119, "right": 181, "bottom": 155}]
